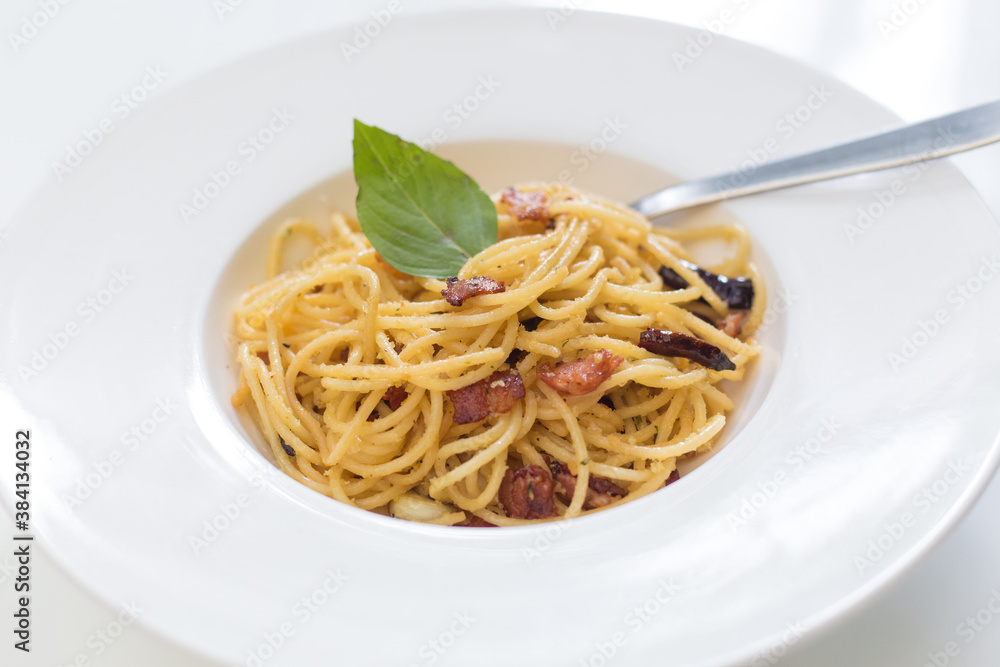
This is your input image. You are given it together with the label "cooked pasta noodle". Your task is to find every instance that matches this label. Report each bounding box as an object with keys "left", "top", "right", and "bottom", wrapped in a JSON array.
[{"left": 230, "top": 183, "right": 764, "bottom": 526}]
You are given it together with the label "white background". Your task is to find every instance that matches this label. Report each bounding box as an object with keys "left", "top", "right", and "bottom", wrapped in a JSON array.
[{"left": 1, "top": 0, "right": 998, "bottom": 665}]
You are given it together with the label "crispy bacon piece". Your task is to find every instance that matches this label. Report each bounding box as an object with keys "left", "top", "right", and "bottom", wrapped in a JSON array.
[
  {"left": 664, "top": 469, "right": 680, "bottom": 487},
  {"left": 550, "top": 460, "right": 576, "bottom": 497},
  {"left": 549, "top": 460, "right": 626, "bottom": 509},
  {"left": 500, "top": 187, "right": 550, "bottom": 222},
  {"left": 718, "top": 311, "right": 747, "bottom": 338},
  {"left": 441, "top": 276, "right": 506, "bottom": 307},
  {"left": 383, "top": 385, "right": 408, "bottom": 410},
  {"left": 447, "top": 369, "right": 525, "bottom": 424},
  {"left": 499, "top": 465, "right": 556, "bottom": 519},
  {"left": 461, "top": 514, "right": 498, "bottom": 528},
  {"left": 537, "top": 349, "right": 624, "bottom": 395},
  {"left": 639, "top": 328, "right": 736, "bottom": 372},
  {"left": 587, "top": 477, "right": 626, "bottom": 508}
]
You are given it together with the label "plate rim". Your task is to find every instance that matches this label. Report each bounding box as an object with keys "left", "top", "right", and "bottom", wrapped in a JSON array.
[{"left": 3, "top": 7, "right": 1000, "bottom": 666}]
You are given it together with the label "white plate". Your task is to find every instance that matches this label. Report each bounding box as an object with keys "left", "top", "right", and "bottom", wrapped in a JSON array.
[{"left": 2, "top": 9, "right": 1000, "bottom": 667}]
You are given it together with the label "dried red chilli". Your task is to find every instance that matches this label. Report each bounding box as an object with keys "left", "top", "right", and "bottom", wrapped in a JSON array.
[
  {"left": 638, "top": 328, "right": 736, "bottom": 372},
  {"left": 658, "top": 259, "right": 754, "bottom": 310}
]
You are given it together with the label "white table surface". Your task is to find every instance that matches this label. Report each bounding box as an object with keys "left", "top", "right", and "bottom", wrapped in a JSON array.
[{"left": 2, "top": 1, "right": 998, "bottom": 665}]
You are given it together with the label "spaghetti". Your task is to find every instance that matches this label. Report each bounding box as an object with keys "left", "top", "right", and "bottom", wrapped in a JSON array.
[{"left": 230, "top": 183, "right": 764, "bottom": 526}]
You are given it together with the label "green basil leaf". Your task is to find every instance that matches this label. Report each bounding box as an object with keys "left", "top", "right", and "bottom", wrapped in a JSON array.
[{"left": 353, "top": 120, "right": 498, "bottom": 278}]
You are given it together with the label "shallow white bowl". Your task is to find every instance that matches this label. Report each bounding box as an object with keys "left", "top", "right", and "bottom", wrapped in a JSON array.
[{"left": 2, "top": 8, "right": 999, "bottom": 667}]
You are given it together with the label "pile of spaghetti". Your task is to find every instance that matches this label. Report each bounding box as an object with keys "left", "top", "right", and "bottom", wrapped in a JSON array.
[{"left": 231, "top": 183, "right": 764, "bottom": 526}]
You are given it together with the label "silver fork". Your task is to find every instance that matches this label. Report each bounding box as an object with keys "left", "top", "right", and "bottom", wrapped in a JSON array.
[{"left": 631, "top": 100, "right": 1000, "bottom": 219}]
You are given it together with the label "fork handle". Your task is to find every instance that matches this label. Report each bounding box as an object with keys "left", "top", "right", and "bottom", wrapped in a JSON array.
[{"left": 630, "top": 100, "right": 1000, "bottom": 219}]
